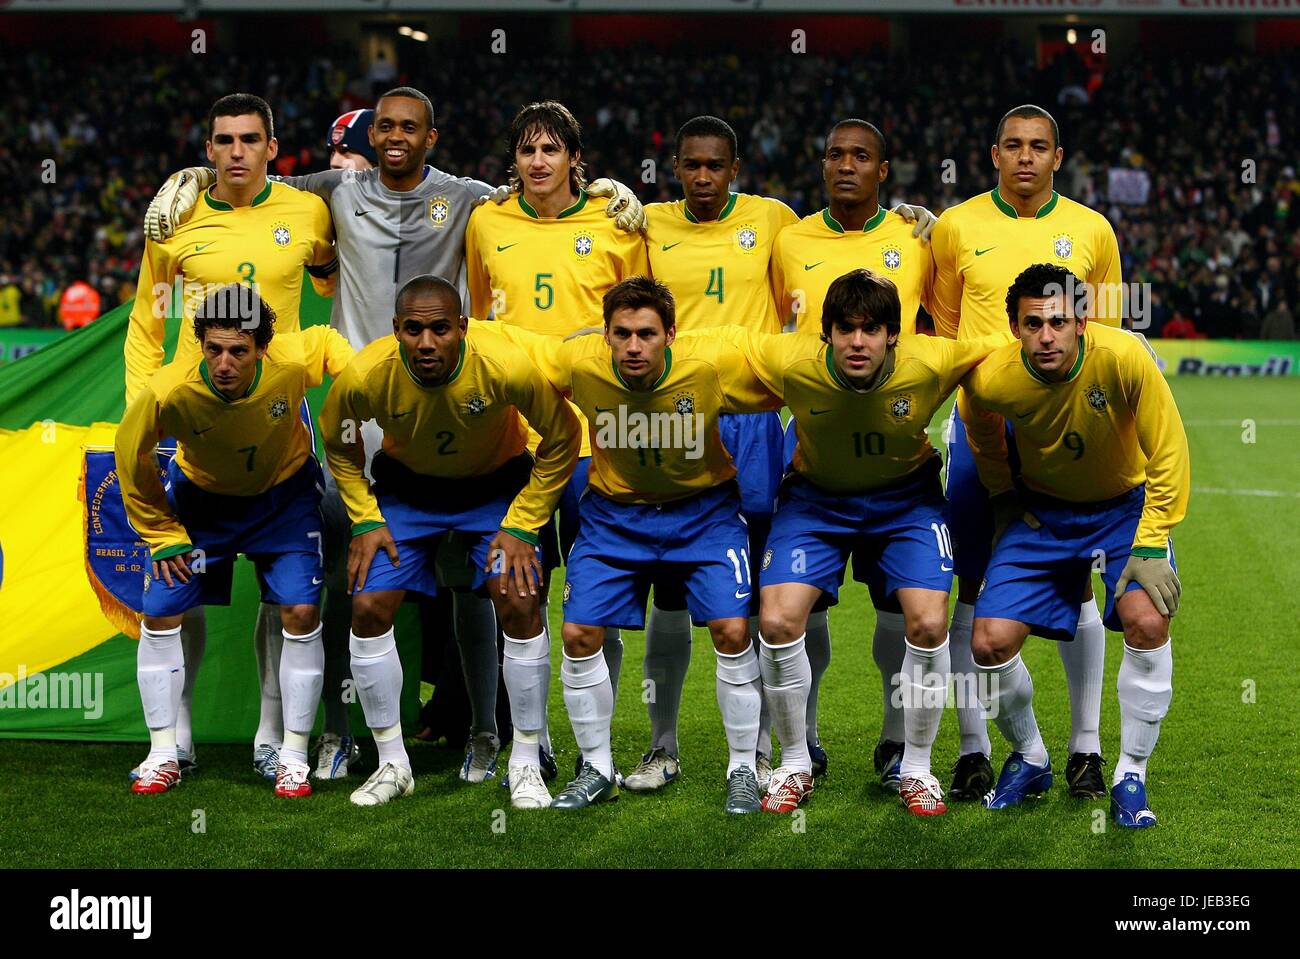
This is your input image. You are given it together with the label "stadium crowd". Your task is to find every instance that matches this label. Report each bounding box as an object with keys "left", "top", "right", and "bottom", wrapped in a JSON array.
[{"left": 0, "top": 40, "right": 1296, "bottom": 339}]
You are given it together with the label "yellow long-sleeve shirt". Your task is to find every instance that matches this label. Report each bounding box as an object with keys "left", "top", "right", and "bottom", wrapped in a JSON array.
[
  {"left": 959, "top": 322, "right": 1190, "bottom": 553},
  {"left": 115, "top": 325, "right": 355, "bottom": 558},
  {"left": 930, "top": 188, "right": 1122, "bottom": 342},
  {"left": 124, "top": 180, "right": 337, "bottom": 403},
  {"left": 644, "top": 193, "right": 798, "bottom": 333},
  {"left": 490, "top": 323, "right": 780, "bottom": 504},
  {"left": 770, "top": 207, "right": 934, "bottom": 336},
  {"left": 320, "top": 330, "right": 581, "bottom": 542}
]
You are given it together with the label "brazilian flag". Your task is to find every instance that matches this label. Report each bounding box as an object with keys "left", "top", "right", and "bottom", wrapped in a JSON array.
[{"left": 0, "top": 281, "right": 422, "bottom": 742}]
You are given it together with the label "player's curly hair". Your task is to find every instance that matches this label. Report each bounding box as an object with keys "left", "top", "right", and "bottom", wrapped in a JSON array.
[
  {"left": 507, "top": 100, "right": 587, "bottom": 196},
  {"left": 675, "top": 116, "right": 738, "bottom": 162},
  {"left": 192, "top": 283, "right": 276, "bottom": 348},
  {"left": 1005, "top": 262, "right": 1076, "bottom": 327},
  {"left": 603, "top": 276, "right": 675, "bottom": 331},
  {"left": 820, "top": 269, "right": 901, "bottom": 341},
  {"left": 207, "top": 93, "right": 274, "bottom": 141}
]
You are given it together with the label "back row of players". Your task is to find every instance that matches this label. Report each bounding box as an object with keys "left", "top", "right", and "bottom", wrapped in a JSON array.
[{"left": 117, "top": 90, "right": 1185, "bottom": 825}]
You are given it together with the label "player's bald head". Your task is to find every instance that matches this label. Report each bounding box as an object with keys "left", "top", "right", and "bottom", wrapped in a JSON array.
[{"left": 395, "top": 274, "right": 461, "bottom": 317}]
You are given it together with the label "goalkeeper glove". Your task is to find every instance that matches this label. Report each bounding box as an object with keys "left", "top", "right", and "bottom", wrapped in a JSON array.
[
  {"left": 586, "top": 177, "right": 645, "bottom": 234},
  {"left": 891, "top": 203, "right": 937, "bottom": 243},
  {"left": 144, "top": 167, "right": 215, "bottom": 242},
  {"left": 475, "top": 184, "right": 514, "bottom": 207},
  {"left": 1114, "top": 553, "right": 1181, "bottom": 617}
]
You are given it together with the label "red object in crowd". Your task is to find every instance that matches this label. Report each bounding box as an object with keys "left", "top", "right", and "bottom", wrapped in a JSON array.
[
  {"left": 59, "top": 281, "right": 101, "bottom": 330},
  {"left": 1161, "top": 314, "right": 1204, "bottom": 339}
]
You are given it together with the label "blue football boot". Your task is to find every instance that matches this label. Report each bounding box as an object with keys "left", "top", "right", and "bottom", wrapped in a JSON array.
[
  {"left": 982, "top": 751, "right": 1053, "bottom": 809},
  {"left": 1111, "top": 772, "right": 1158, "bottom": 828}
]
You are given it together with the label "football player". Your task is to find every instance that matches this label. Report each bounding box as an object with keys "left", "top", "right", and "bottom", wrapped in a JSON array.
[
  {"left": 961, "top": 263, "right": 1186, "bottom": 828},
  {"left": 929, "top": 105, "right": 1124, "bottom": 802},
  {"left": 321, "top": 275, "right": 581, "bottom": 809},
  {"left": 116, "top": 284, "right": 354, "bottom": 797}
]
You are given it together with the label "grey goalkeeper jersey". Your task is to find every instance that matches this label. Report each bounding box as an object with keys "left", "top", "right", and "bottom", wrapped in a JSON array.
[{"left": 283, "top": 165, "right": 492, "bottom": 349}]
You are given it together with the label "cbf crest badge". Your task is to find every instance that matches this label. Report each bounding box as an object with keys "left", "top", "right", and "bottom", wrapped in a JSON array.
[
  {"left": 1053, "top": 234, "right": 1074, "bottom": 260},
  {"left": 881, "top": 246, "right": 903, "bottom": 272},
  {"left": 428, "top": 196, "right": 451, "bottom": 228},
  {"left": 1085, "top": 384, "right": 1108, "bottom": 412},
  {"left": 572, "top": 230, "right": 595, "bottom": 259},
  {"left": 272, "top": 222, "right": 292, "bottom": 247},
  {"left": 734, "top": 223, "right": 759, "bottom": 253},
  {"left": 889, "top": 393, "right": 913, "bottom": 421},
  {"left": 762, "top": 549, "right": 773, "bottom": 571},
  {"left": 465, "top": 393, "right": 488, "bottom": 416},
  {"left": 672, "top": 392, "right": 695, "bottom": 415},
  {"left": 268, "top": 394, "right": 289, "bottom": 421}
]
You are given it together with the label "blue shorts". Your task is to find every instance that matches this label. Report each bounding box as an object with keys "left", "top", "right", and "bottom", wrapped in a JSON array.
[
  {"left": 761, "top": 458, "right": 954, "bottom": 602},
  {"left": 356, "top": 453, "right": 539, "bottom": 597},
  {"left": 720, "top": 412, "right": 784, "bottom": 517},
  {"left": 975, "top": 485, "right": 1176, "bottom": 641},
  {"left": 564, "top": 484, "right": 752, "bottom": 629},
  {"left": 142, "top": 457, "right": 325, "bottom": 617},
  {"left": 945, "top": 405, "right": 1017, "bottom": 582}
]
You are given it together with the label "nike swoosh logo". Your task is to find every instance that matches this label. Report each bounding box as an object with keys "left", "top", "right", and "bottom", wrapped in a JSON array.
[
  {"left": 735, "top": 591, "right": 751, "bottom": 600},
  {"left": 194, "top": 243, "right": 214, "bottom": 252},
  {"left": 192, "top": 426, "right": 214, "bottom": 435},
  {"left": 975, "top": 247, "right": 996, "bottom": 256},
  {"left": 809, "top": 408, "right": 832, "bottom": 416},
  {"left": 1014, "top": 410, "right": 1033, "bottom": 420},
  {"left": 392, "top": 410, "right": 412, "bottom": 419},
  {"left": 496, "top": 243, "right": 518, "bottom": 252},
  {"left": 354, "top": 209, "right": 371, "bottom": 217},
  {"left": 804, "top": 262, "right": 824, "bottom": 271},
  {"left": 312, "top": 577, "right": 323, "bottom": 585},
  {"left": 661, "top": 242, "right": 682, "bottom": 251},
  {"left": 941, "top": 565, "right": 953, "bottom": 572}
]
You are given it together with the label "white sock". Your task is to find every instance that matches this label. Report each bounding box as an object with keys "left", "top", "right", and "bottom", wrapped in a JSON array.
[
  {"left": 320, "top": 589, "right": 353, "bottom": 737},
  {"left": 872, "top": 609, "right": 907, "bottom": 744},
  {"left": 349, "top": 628, "right": 407, "bottom": 768},
  {"left": 279, "top": 623, "right": 324, "bottom": 766},
  {"left": 561, "top": 650, "right": 614, "bottom": 779},
  {"left": 454, "top": 591, "right": 499, "bottom": 737},
  {"left": 1060, "top": 597, "right": 1105, "bottom": 755},
  {"left": 1115, "top": 640, "right": 1173, "bottom": 784},
  {"left": 949, "top": 601, "right": 991, "bottom": 757},
  {"left": 177, "top": 607, "right": 205, "bottom": 753},
  {"left": 538, "top": 601, "right": 553, "bottom": 755},
  {"left": 373, "top": 722, "right": 409, "bottom": 771},
  {"left": 977, "top": 654, "right": 1047, "bottom": 766},
  {"left": 138, "top": 624, "right": 184, "bottom": 765},
  {"left": 644, "top": 604, "right": 692, "bottom": 756},
  {"left": 758, "top": 633, "right": 812, "bottom": 773},
  {"left": 899, "top": 636, "right": 950, "bottom": 780},
  {"left": 253, "top": 602, "right": 284, "bottom": 748},
  {"left": 751, "top": 615, "right": 772, "bottom": 759},
  {"left": 804, "top": 610, "right": 831, "bottom": 746},
  {"left": 603, "top": 627, "right": 623, "bottom": 711},
  {"left": 503, "top": 628, "right": 550, "bottom": 770},
  {"left": 715, "top": 643, "right": 762, "bottom": 777}
]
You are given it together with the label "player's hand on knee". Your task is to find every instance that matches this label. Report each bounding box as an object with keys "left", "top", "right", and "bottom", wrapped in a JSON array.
[
  {"left": 891, "top": 203, "right": 937, "bottom": 243},
  {"left": 144, "top": 167, "right": 215, "bottom": 242},
  {"left": 989, "top": 491, "right": 1037, "bottom": 547},
  {"left": 349, "top": 526, "right": 398, "bottom": 594},
  {"left": 485, "top": 530, "right": 541, "bottom": 598},
  {"left": 1115, "top": 554, "right": 1181, "bottom": 618},
  {"left": 587, "top": 177, "right": 646, "bottom": 234},
  {"left": 152, "top": 553, "right": 193, "bottom": 589}
]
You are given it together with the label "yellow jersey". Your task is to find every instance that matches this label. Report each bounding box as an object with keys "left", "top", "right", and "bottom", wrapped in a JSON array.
[
  {"left": 320, "top": 329, "right": 581, "bottom": 542},
  {"left": 959, "top": 323, "right": 1189, "bottom": 552},
  {"left": 644, "top": 192, "right": 798, "bottom": 333},
  {"left": 491, "top": 324, "right": 780, "bottom": 505},
  {"left": 464, "top": 190, "right": 651, "bottom": 336},
  {"left": 116, "top": 325, "right": 355, "bottom": 557},
  {"left": 770, "top": 207, "right": 934, "bottom": 337},
  {"left": 930, "top": 188, "right": 1122, "bottom": 342},
  {"left": 125, "top": 180, "right": 337, "bottom": 403},
  {"left": 690, "top": 327, "right": 998, "bottom": 493}
]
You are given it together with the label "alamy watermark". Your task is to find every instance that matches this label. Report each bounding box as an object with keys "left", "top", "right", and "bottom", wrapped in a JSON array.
[
  {"left": 0, "top": 665, "right": 104, "bottom": 719},
  {"left": 592, "top": 404, "right": 706, "bottom": 461}
]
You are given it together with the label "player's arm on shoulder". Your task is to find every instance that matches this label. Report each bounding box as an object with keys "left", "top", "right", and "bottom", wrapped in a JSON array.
[
  {"left": 927, "top": 213, "right": 962, "bottom": 338},
  {"left": 501, "top": 362, "right": 582, "bottom": 543},
  {"left": 124, "top": 241, "right": 174, "bottom": 404},
  {"left": 463, "top": 209, "right": 495, "bottom": 320},
  {"left": 114, "top": 389, "right": 191, "bottom": 557},
  {"left": 276, "top": 167, "right": 347, "bottom": 201},
  {"left": 301, "top": 325, "right": 356, "bottom": 386},
  {"left": 143, "top": 167, "right": 215, "bottom": 242},
  {"left": 891, "top": 203, "right": 938, "bottom": 243},
  {"left": 717, "top": 340, "right": 782, "bottom": 414},
  {"left": 933, "top": 333, "right": 1002, "bottom": 397},
  {"left": 956, "top": 380, "right": 1014, "bottom": 498},
  {"left": 771, "top": 198, "right": 800, "bottom": 231},
  {"left": 587, "top": 177, "right": 646, "bottom": 234}
]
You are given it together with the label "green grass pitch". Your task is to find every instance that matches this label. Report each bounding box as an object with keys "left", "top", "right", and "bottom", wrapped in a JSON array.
[{"left": 2, "top": 377, "right": 1297, "bottom": 868}]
